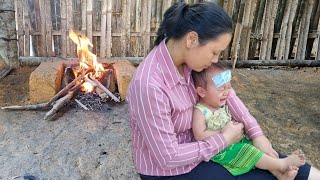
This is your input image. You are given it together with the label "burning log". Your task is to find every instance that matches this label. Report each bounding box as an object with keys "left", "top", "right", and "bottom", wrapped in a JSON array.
[{"left": 90, "top": 77, "right": 120, "bottom": 102}]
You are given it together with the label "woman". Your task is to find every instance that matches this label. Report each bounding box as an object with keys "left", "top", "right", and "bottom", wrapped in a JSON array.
[{"left": 126, "top": 2, "right": 320, "bottom": 180}]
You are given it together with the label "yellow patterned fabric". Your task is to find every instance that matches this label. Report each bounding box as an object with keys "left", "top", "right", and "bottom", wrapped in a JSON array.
[{"left": 194, "top": 104, "right": 231, "bottom": 130}]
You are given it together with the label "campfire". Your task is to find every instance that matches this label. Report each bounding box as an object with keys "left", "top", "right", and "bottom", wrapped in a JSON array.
[{"left": 1, "top": 31, "right": 120, "bottom": 121}]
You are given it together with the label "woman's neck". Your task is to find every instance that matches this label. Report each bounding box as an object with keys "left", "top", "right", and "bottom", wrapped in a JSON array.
[{"left": 166, "top": 38, "right": 185, "bottom": 75}]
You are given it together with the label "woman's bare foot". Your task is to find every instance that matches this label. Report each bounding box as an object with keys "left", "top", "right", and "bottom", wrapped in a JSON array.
[
  {"left": 280, "top": 150, "right": 305, "bottom": 172},
  {"left": 271, "top": 166, "right": 299, "bottom": 180}
]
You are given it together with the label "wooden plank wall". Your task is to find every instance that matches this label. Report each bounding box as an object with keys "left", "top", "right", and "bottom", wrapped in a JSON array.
[{"left": 14, "top": 0, "right": 320, "bottom": 62}]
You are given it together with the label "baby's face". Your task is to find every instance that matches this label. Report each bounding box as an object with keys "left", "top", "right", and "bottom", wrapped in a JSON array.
[{"left": 202, "top": 71, "right": 232, "bottom": 108}]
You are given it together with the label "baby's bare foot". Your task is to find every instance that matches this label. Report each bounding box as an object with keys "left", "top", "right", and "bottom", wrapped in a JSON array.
[
  {"left": 280, "top": 166, "right": 299, "bottom": 180},
  {"left": 280, "top": 151, "right": 305, "bottom": 172}
]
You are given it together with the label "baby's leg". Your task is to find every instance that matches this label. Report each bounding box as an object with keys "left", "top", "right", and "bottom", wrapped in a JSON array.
[{"left": 255, "top": 149, "right": 305, "bottom": 173}]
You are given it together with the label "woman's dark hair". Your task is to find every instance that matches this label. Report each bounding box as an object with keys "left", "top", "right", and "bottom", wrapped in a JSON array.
[{"left": 154, "top": 2, "right": 233, "bottom": 46}]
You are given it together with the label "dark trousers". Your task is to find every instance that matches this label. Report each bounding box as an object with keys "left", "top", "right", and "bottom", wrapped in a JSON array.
[{"left": 139, "top": 154, "right": 311, "bottom": 180}]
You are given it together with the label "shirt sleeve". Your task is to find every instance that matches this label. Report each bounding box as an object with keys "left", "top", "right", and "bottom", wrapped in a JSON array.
[
  {"left": 226, "top": 88, "right": 264, "bottom": 139},
  {"left": 130, "top": 79, "right": 227, "bottom": 170}
]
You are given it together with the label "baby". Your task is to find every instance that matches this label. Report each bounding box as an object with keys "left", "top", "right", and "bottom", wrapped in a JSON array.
[{"left": 191, "top": 62, "right": 305, "bottom": 179}]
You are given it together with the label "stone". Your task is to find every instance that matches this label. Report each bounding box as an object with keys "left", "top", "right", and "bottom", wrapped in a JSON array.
[{"left": 29, "top": 61, "right": 64, "bottom": 103}]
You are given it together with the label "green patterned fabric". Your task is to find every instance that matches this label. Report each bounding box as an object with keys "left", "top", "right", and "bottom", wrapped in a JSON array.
[
  {"left": 194, "top": 104, "right": 231, "bottom": 130},
  {"left": 212, "top": 137, "right": 264, "bottom": 176},
  {"left": 194, "top": 103, "right": 264, "bottom": 176}
]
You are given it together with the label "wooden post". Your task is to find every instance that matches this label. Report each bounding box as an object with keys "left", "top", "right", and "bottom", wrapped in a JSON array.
[
  {"left": 39, "top": 0, "right": 46, "bottom": 56},
  {"left": 120, "top": 0, "right": 131, "bottom": 57},
  {"left": 239, "top": 0, "right": 252, "bottom": 60},
  {"left": 81, "top": 0, "right": 87, "bottom": 35},
  {"left": 142, "top": 0, "right": 151, "bottom": 55},
  {"left": 316, "top": 13, "right": 320, "bottom": 60},
  {"left": 66, "top": 0, "right": 74, "bottom": 57}
]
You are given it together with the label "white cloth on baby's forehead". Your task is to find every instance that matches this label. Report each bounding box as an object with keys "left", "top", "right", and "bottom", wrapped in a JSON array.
[{"left": 211, "top": 70, "right": 231, "bottom": 88}]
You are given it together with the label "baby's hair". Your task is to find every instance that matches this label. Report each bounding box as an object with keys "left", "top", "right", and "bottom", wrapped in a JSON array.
[
  {"left": 154, "top": 2, "right": 232, "bottom": 46},
  {"left": 192, "top": 62, "right": 230, "bottom": 88}
]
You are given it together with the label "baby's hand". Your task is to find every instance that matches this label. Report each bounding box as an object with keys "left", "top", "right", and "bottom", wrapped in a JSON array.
[{"left": 221, "top": 121, "right": 244, "bottom": 145}]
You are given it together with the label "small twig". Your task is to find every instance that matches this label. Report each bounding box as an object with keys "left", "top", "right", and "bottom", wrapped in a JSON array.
[
  {"left": 90, "top": 77, "right": 120, "bottom": 102},
  {"left": 74, "top": 99, "right": 89, "bottom": 110},
  {"left": 0, "top": 66, "right": 13, "bottom": 80}
]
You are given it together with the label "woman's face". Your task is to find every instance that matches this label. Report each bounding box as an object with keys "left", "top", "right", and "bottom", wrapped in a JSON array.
[{"left": 185, "top": 33, "right": 232, "bottom": 72}]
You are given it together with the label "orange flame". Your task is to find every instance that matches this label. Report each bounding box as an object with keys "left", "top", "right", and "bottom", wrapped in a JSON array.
[{"left": 69, "top": 31, "right": 105, "bottom": 92}]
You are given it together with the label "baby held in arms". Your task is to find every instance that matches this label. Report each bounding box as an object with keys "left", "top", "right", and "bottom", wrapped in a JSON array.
[{"left": 191, "top": 62, "right": 305, "bottom": 179}]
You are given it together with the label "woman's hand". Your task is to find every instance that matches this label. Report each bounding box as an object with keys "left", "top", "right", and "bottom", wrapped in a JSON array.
[
  {"left": 221, "top": 121, "right": 244, "bottom": 145},
  {"left": 253, "top": 135, "right": 279, "bottom": 158}
]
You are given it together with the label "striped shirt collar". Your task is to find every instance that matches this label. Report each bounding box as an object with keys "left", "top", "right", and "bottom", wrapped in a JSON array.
[{"left": 157, "top": 39, "right": 192, "bottom": 89}]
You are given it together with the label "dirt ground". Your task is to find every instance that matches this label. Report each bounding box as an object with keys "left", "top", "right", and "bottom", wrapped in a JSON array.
[{"left": 0, "top": 66, "right": 319, "bottom": 179}]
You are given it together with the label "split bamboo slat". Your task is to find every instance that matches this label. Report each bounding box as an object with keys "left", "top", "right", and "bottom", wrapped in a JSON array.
[
  {"left": 66, "top": 0, "right": 74, "bottom": 57},
  {"left": 23, "top": 0, "right": 30, "bottom": 56},
  {"left": 39, "top": 0, "right": 46, "bottom": 56},
  {"left": 44, "top": 0, "right": 53, "bottom": 56},
  {"left": 60, "top": 0, "right": 67, "bottom": 57},
  {"left": 15, "top": 0, "right": 24, "bottom": 56},
  {"left": 231, "top": 0, "right": 245, "bottom": 68},
  {"left": 106, "top": 0, "right": 112, "bottom": 58},
  {"left": 296, "top": 0, "right": 314, "bottom": 61},
  {"left": 86, "top": 0, "right": 93, "bottom": 43},
  {"left": 284, "top": 0, "right": 299, "bottom": 60},
  {"left": 100, "top": 0, "right": 107, "bottom": 57},
  {"left": 12, "top": 0, "right": 320, "bottom": 63},
  {"left": 238, "top": 0, "right": 252, "bottom": 61},
  {"left": 316, "top": 13, "right": 320, "bottom": 60}
]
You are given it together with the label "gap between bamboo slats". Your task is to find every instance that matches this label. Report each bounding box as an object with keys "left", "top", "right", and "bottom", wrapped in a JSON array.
[{"left": 15, "top": 0, "right": 24, "bottom": 56}]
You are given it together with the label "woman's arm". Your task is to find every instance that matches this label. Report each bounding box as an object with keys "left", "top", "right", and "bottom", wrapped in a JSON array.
[
  {"left": 130, "top": 80, "right": 228, "bottom": 170},
  {"left": 192, "top": 108, "right": 221, "bottom": 141},
  {"left": 226, "top": 88, "right": 264, "bottom": 139}
]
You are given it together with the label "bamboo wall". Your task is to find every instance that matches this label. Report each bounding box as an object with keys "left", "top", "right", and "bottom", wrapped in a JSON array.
[{"left": 14, "top": 0, "right": 320, "bottom": 62}]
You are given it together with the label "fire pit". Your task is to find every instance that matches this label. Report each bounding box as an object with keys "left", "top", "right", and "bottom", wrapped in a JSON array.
[{"left": 1, "top": 32, "right": 136, "bottom": 121}]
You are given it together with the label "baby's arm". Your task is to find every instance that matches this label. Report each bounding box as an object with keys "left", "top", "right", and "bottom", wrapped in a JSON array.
[{"left": 192, "top": 108, "right": 221, "bottom": 141}]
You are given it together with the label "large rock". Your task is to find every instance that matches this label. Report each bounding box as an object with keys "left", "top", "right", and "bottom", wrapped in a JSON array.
[{"left": 29, "top": 61, "right": 64, "bottom": 103}]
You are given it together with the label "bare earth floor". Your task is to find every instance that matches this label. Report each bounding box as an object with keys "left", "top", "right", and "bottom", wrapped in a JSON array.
[{"left": 0, "top": 66, "right": 319, "bottom": 179}]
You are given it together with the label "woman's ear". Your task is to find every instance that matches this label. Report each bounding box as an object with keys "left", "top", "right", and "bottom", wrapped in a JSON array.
[
  {"left": 186, "top": 31, "right": 199, "bottom": 48},
  {"left": 196, "top": 86, "right": 206, "bottom": 98}
]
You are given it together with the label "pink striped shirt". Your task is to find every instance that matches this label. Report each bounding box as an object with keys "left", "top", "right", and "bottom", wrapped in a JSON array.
[{"left": 126, "top": 39, "right": 264, "bottom": 176}]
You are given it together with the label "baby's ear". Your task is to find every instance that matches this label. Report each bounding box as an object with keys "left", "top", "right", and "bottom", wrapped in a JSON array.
[{"left": 196, "top": 87, "right": 206, "bottom": 98}]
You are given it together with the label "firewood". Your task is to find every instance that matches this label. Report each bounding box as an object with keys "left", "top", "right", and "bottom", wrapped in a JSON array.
[
  {"left": 44, "top": 90, "right": 76, "bottom": 121},
  {"left": 90, "top": 77, "right": 120, "bottom": 102},
  {"left": 74, "top": 99, "right": 89, "bottom": 110},
  {"left": 96, "top": 87, "right": 108, "bottom": 101},
  {"left": 48, "top": 69, "right": 90, "bottom": 105},
  {"left": 1, "top": 102, "right": 50, "bottom": 110}
]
